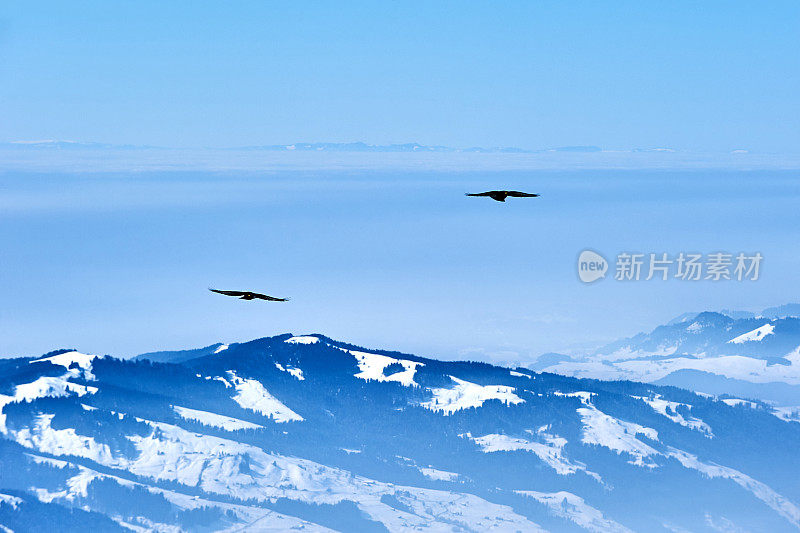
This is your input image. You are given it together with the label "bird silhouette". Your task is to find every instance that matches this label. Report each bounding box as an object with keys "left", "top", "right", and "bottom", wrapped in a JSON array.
[
  {"left": 466, "top": 190, "right": 540, "bottom": 202},
  {"left": 209, "top": 288, "right": 289, "bottom": 301}
]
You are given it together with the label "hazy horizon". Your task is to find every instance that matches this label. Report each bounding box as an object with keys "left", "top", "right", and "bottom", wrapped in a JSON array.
[{"left": 3, "top": 167, "right": 798, "bottom": 363}]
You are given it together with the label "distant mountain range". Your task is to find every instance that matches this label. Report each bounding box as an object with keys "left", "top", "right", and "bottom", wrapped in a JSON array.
[
  {"left": 537, "top": 304, "right": 800, "bottom": 407},
  {"left": 232, "top": 142, "right": 542, "bottom": 153},
  {"left": 0, "top": 140, "right": 652, "bottom": 154},
  {"left": 0, "top": 140, "right": 159, "bottom": 150},
  {"left": 2, "top": 333, "right": 800, "bottom": 531}
]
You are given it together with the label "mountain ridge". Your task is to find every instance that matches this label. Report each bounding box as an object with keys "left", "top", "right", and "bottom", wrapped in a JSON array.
[
  {"left": 0, "top": 140, "right": 669, "bottom": 154},
  {"left": 2, "top": 333, "right": 800, "bottom": 531},
  {"left": 538, "top": 305, "right": 800, "bottom": 407}
]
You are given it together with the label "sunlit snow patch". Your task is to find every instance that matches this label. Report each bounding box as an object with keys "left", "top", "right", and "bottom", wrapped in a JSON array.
[
  {"left": 558, "top": 391, "right": 660, "bottom": 468},
  {"left": 32, "top": 468, "right": 100, "bottom": 503},
  {"left": 469, "top": 428, "right": 601, "bottom": 481},
  {"left": 285, "top": 336, "right": 320, "bottom": 344},
  {"left": 721, "top": 398, "right": 760, "bottom": 408},
  {"left": 275, "top": 363, "right": 305, "bottom": 380},
  {"left": 14, "top": 376, "right": 97, "bottom": 403},
  {"left": 213, "top": 344, "right": 229, "bottom": 354},
  {"left": 347, "top": 349, "right": 424, "bottom": 387},
  {"left": 226, "top": 371, "right": 303, "bottom": 422},
  {"left": 210, "top": 375, "right": 232, "bottom": 388},
  {"left": 553, "top": 391, "right": 595, "bottom": 404},
  {"left": 686, "top": 321, "right": 705, "bottom": 333},
  {"left": 772, "top": 406, "right": 800, "bottom": 423},
  {"left": 418, "top": 467, "right": 459, "bottom": 482},
  {"left": 728, "top": 323, "right": 775, "bottom": 344},
  {"left": 12, "top": 413, "right": 114, "bottom": 464},
  {"left": 517, "top": 491, "right": 634, "bottom": 533},
  {"left": 30, "top": 350, "right": 97, "bottom": 380},
  {"left": 578, "top": 405, "right": 660, "bottom": 468},
  {"left": 0, "top": 492, "right": 23, "bottom": 510},
  {"left": 1, "top": 376, "right": 98, "bottom": 433},
  {"left": 421, "top": 376, "right": 523, "bottom": 415},
  {"left": 633, "top": 395, "right": 713, "bottom": 437},
  {"left": 30, "top": 350, "right": 96, "bottom": 372},
  {"left": 172, "top": 405, "right": 264, "bottom": 431}
]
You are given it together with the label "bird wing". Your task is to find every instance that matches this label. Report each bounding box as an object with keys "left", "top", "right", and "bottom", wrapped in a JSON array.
[
  {"left": 465, "top": 192, "right": 494, "bottom": 197},
  {"left": 252, "top": 293, "right": 290, "bottom": 302},
  {"left": 506, "top": 191, "right": 540, "bottom": 197},
  {"left": 209, "top": 288, "right": 247, "bottom": 297}
]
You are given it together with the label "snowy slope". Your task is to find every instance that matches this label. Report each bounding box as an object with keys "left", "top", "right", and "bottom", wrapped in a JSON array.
[{"left": 2, "top": 333, "right": 800, "bottom": 532}]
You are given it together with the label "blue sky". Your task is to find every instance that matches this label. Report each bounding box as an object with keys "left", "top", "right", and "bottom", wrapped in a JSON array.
[
  {"left": 1, "top": 1, "right": 798, "bottom": 151},
  {"left": 1, "top": 3, "right": 799, "bottom": 361}
]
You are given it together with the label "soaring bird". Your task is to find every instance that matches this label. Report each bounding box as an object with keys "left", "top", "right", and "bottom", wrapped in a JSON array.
[
  {"left": 209, "top": 288, "right": 290, "bottom": 301},
  {"left": 466, "top": 190, "right": 540, "bottom": 202}
]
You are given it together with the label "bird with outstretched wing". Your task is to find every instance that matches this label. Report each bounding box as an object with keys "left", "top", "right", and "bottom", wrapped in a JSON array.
[
  {"left": 209, "top": 288, "right": 290, "bottom": 301},
  {"left": 465, "top": 190, "right": 540, "bottom": 202}
]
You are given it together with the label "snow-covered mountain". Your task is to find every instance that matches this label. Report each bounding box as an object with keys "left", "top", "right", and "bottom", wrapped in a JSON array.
[
  {"left": 537, "top": 306, "right": 800, "bottom": 407},
  {"left": 2, "top": 334, "right": 800, "bottom": 532}
]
